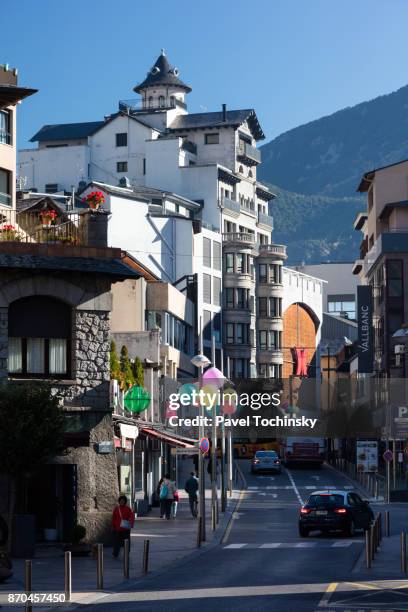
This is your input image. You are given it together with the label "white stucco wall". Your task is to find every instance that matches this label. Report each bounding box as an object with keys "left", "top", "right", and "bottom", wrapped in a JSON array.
[
  {"left": 18, "top": 144, "right": 89, "bottom": 192},
  {"left": 282, "top": 267, "right": 324, "bottom": 346}
]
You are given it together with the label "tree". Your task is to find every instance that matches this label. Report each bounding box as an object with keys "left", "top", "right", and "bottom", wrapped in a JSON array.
[
  {"left": 132, "top": 356, "right": 144, "bottom": 387},
  {"left": 0, "top": 382, "right": 65, "bottom": 552},
  {"left": 120, "top": 345, "right": 134, "bottom": 389},
  {"left": 110, "top": 341, "right": 121, "bottom": 381}
]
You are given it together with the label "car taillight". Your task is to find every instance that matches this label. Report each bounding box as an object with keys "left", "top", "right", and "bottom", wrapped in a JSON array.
[
  {"left": 253, "top": 459, "right": 260, "bottom": 464},
  {"left": 274, "top": 460, "right": 280, "bottom": 464},
  {"left": 300, "top": 507, "right": 311, "bottom": 515},
  {"left": 334, "top": 508, "right": 347, "bottom": 514}
]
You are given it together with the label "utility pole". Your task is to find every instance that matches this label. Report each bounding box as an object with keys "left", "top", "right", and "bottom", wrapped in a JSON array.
[{"left": 211, "top": 335, "right": 218, "bottom": 529}]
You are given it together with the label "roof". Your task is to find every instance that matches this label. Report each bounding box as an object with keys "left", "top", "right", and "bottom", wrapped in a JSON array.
[
  {"left": 0, "top": 85, "right": 37, "bottom": 108},
  {"left": 357, "top": 158, "right": 408, "bottom": 192},
  {"left": 353, "top": 211, "right": 368, "bottom": 231},
  {"left": 134, "top": 51, "right": 192, "bottom": 94},
  {"left": 0, "top": 253, "right": 139, "bottom": 279},
  {"left": 169, "top": 109, "right": 265, "bottom": 141},
  {"left": 30, "top": 121, "right": 105, "bottom": 142},
  {"left": 122, "top": 252, "right": 159, "bottom": 282}
]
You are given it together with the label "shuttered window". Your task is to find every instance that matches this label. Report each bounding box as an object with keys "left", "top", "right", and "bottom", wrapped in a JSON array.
[
  {"left": 203, "top": 237, "right": 211, "bottom": 268},
  {"left": 213, "top": 276, "right": 221, "bottom": 306},
  {"left": 213, "top": 241, "right": 221, "bottom": 270},
  {"left": 203, "top": 274, "right": 211, "bottom": 304}
]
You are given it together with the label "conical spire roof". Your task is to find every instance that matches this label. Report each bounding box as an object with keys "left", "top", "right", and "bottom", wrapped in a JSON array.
[{"left": 133, "top": 50, "right": 192, "bottom": 94}]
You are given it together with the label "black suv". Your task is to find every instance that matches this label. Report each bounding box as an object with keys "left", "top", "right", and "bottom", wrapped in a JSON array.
[{"left": 299, "top": 490, "right": 374, "bottom": 537}]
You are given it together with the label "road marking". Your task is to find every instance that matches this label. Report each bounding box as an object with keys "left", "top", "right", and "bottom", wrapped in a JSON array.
[
  {"left": 295, "top": 542, "right": 315, "bottom": 548},
  {"left": 222, "top": 542, "right": 356, "bottom": 550},
  {"left": 285, "top": 467, "right": 304, "bottom": 504},
  {"left": 332, "top": 540, "right": 353, "bottom": 547},
  {"left": 317, "top": 582, "right": 338, "bottom": 608},
  {"left": 260, "top": 543, "right": 281, "bottom": 548},
  {"left": 248, "top": 486, "right": 259, "bottom": 489},
  {"left": 224, "top": 543, "right": 247, "bottom": 549}
]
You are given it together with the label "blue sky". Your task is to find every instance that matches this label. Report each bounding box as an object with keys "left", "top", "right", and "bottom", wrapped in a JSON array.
[{"left": 4, "top": 0, "right": 408, "bottom": 148}]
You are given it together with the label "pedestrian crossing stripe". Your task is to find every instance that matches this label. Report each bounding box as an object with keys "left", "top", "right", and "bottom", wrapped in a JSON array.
[{"left": 223, "top": 541, "right": 357, "bottom": 550}]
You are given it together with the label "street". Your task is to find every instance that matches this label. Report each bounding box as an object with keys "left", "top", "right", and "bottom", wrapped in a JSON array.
[{"left": 80, "top": 462, "right": 408, "bottom": 611}]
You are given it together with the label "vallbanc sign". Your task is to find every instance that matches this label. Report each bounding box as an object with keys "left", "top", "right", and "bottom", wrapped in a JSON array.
[{"left": 357, "top": 285, "right": 373, "bottom": 373}]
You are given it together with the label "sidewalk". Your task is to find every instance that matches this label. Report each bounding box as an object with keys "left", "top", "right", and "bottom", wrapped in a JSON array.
[{"left": 0, "top": 468, "right": 241, "bottom": 610}]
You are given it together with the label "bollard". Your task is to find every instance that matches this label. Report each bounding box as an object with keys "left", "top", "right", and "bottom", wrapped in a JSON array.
[
  {"left": 64, "top": 551, "right": 72, "bottom": 602},
  {"left": 123, "top": 538, "right": 130, "bottom": 579},
  {"left": 24, "top": 560, "right": 32, "bottom": 612},
  {"left": 370, "top": 524, "right": 375, "bottom": 560},
  {"left": 379, "top": 513, "right": 382, "bottom": 542},
  {"left": 142, "top": 539, "right": 150, "bottom": 574},
  {"left": 374, "top": 478, "right": 378, "bottom": 500},
  {"left": 401, "top": 532, "right": 407, "bottom": 574},
  {"left": 365, "top": 530, "right": 371, "bottom": 569},
  {"left": 196, "top": 516, "right": 202, "bottom": 548},
  {"left": 385, "top": 510, "right": 390, "bottom": 537},
  {"left": 96, "top": 543, "right": 104, "bottom": 590}
]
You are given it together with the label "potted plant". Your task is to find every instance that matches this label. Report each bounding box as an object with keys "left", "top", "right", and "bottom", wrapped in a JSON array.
[
  {"left": 0, "top": 225, "right": 22, "bottom": 242},
  {"left": 64, "top": 524, "right": 90, "bottom": 557},
  {"left": 39, "top": 209, "right": 57, "bottom": 227},
  {"left": 83, "top": 190, "right": 105, "bottom": 211}
]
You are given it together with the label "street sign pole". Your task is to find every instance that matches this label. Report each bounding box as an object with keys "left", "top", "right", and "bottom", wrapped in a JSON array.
[{"left": 383, "top": 448, "right": 393, "bottom": 503}]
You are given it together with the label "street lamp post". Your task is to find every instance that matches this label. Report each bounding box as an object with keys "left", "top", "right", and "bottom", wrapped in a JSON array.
[{"left": 191, "top": 351, "right": 211, "bottom": 542}]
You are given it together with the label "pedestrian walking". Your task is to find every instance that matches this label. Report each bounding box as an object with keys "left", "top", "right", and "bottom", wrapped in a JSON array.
[
  {"left": 160, "top": 474, "right": 176, "bottom": 520},
  {"left": 157, "top": 477, "right": 165, "bottom": 518},
  {"left": 172, "top": 489, "right": 179, "bottom": 518},
  {"left": 185, "top": 471, "right": 199, "bottom": 517},
  {"left": 111, "top": 495, "right": 135, "bottom": 558}
]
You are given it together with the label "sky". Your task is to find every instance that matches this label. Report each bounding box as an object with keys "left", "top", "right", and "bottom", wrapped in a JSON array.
[{"left": 4, "top": 0, "right": 408, "bottom": 148}]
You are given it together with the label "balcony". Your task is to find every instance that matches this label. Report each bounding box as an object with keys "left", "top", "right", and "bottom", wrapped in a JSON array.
[
  {"left": 222, "top": 196, "right": 240, "bottom": 216},
  {"left": 181, "top": 138, "right": 197, "bottom": 155},
  {"left": 364, "top": 230, "right": 408, "bottom": 276},
  {"left": 222, "top": 232, "right": 256, "bottom": 246},
  {"left": 237, "top": 142, "right": 261, "bottom": 165},
  {"left": 240, "top": 200, "right": 257, "bottom": 218},
  {"left": 0, "top": 192, "right": 11, "bottom": 206},
  {"left": 258, "top": 243, "right": 287, "bottom": 258},
  {"left": 352, "top": 259, "right": 363, "bottom": 275},
  {"left": 257, "top": 211, "right": 274, "bottom": 228}
]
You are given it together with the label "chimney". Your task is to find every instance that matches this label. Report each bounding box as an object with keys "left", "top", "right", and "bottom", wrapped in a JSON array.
[{"left": 222, "top": 103, "right": 227, "bottom": 122}]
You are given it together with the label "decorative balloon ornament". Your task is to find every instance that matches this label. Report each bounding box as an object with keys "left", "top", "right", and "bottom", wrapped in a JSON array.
[
  {"left": 124, "top": 385, "right": 151, "bottom": 414},
  {"left": 202, "top": 366, "right": 225, "bottom": 389},
  {"left": 200, "top": 384, "right": 219, "bottom": 411},
  {"left": 199, "top": 437, "right": 210, "bottom": 455},
  {"left": 178, "top": 382, "right": 199, "bottom": 406},
  {"left": 221, "top": 387, "right": 238, "bottom": 415}
]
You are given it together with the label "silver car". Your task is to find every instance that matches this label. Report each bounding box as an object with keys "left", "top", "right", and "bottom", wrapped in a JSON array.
[{"left": 251, "top": 450, "right": 281, "bottom": 474}]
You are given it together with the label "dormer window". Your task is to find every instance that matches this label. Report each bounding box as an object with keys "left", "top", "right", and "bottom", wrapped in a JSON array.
[
  {"left": 148, "top": 96, "right": 154, "bottom": 108},
  {"left": 158, "top": 96, "right": 165, "bottom": 108},
  {"left": 170, "top": 96, "right": 176, "bottom": 108}
]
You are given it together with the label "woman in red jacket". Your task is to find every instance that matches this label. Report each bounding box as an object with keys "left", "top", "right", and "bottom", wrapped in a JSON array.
[{"left": 112, "top": 495, "right": 135, "bottom": 558}]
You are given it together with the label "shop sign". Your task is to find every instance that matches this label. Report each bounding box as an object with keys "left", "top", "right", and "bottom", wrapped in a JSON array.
[{"left": 96, "top": 441, "right": 114, "bottom": 454}]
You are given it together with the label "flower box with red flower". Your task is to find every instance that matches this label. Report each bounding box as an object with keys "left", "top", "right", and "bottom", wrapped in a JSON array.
[
  {"left": 0, "top": 224, "right": 22, "bottom": 242},
  {"left": 83, "top": 191, "right": 105, "bottom": 211},
  {"left": 39, "top": 209, "right": 58, "bottom": 227}
]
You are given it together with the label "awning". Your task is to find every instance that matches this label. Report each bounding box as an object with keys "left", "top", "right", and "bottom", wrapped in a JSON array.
[{"left": 140, "top": 426, "right": 196, "bottom": 449}]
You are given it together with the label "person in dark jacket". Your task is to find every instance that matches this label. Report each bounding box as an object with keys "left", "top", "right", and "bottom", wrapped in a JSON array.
[
  {"left": 185, "top": 472, "right": 199, "bottom": 517},
  {"left": 111, "top": 495, "right": 134, "bottom": 558},
  {"left": 157, "top": 477, "right": 165, "bottom": 518}
]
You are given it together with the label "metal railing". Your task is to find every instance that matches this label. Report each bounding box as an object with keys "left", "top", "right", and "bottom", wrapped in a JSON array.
[
  {"left": 0, "top": 129, "right": 11, "bottom": 145},
  {"left": 0, "top": 208, "right": 85, "bottom": 245},
  {"left": 237, "top": 142, "right": 261, "bottom": 163},
  {"left": 258, "top": 211, "right": 274, "bottom": 228}
]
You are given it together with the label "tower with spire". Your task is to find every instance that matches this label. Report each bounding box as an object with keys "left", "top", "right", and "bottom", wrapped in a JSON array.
[{"left": 134, "top": 50, "right": 191, "bottom": 112}]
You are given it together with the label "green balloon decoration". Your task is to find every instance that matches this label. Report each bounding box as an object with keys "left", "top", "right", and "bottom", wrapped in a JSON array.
[{"left": 124, "top": 385, "right": 151, "bottom": 413}]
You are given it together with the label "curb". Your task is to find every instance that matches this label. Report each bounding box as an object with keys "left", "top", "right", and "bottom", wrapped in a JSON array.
[
  {"left": 49, "top": 488, "right": 243, "bottom": 610},
  {"left": 325, "top": 462, "right": 378, "bottom": 501}
]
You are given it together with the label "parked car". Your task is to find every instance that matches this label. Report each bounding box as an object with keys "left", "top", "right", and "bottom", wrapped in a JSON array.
[
  {"left": 299, "top": 490, "right": 374, "bottom": 537},
  {"left": 251, "top": 450, "right": 281, "bottom": 474}
]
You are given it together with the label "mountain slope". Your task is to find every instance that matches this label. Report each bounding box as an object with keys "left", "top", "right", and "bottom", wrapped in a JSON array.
[
  {"left": 259, "top": 84, "right": 408, "bottom": 197},
  {"left": 268, "top": 184, "right": 363, "bottom": 265}
]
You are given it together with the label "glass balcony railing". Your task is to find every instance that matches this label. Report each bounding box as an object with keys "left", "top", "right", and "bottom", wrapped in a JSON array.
[
  {"left": 0, "top": 192, "right": 11, "bottom": 206},
  {"left": 237, "top": 142, "right": 261, "bottom": 164},
  {"left": 257, "top": 212, "right": 274, "bottom": 228},
  {"left": 222, "top": 197, "right": 240, "bottom": 214},
  {"left": 0, "top": 129, "right": 11, "bottom": 145}
]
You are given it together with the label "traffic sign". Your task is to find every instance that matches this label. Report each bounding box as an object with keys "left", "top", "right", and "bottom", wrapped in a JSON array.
[{"left": 383, "top": 449, "right": 393, "bottom": 462}]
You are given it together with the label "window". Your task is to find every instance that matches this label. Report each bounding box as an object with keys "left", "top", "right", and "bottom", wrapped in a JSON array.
[
  {"left": 205, "top": 133, "right": 219, "bottom": 145},
  {"left": 258, "top": 297, "right": 267, "bottom": 317},
  {"left": 213, "top": 311, "right": 221, "bottom": 343},
  {"left": 0, "top": 110, "right": 11, "bottom": 144},
  {"left": 226, "top": 288, "right": 234, "bottom": 309},
  {"left": 158, "top": 96, "right": 165, "bottom": 108},
  {"left": 0, "top": 168, "right": 11, "bottom": 205},
  {"left": 148, "top": 96, "right": 153, "bottom": 107},
  {"left": 269, "top": 264, "right": 278, "bottom": 283},
  {"left": 236, "top": 324, "right": 244, "bottom": 344},
  {"left": 225, "top": 253, "right": 234, "bottom": 274},
  {"left": 387, "top": 260, "right": 403, "bottom": 297},
  {"left": 327, "top": 294, "right": 356, "bottom": 320},
  {"left": 8, "top": 296, "right": 71, "bottom": 377},
  {"left": 259, "top": 263, "right": 267, "bottom": 283},
  {"left": 203, "top": 310, "right": 212, "bottom": 341},
  {"left": 259, "top": 331, "right": 268, "bottom": 350},
  {"left": 213, "top": 277, "right": 221, "bottom": 306},
  {"left": 236, "top": 288, "right": 247, "bottom": 309},
  {"left": 236, "top": 253, "right": 244, "bottom": 273},
  {"left": 203, "top": 237, "right": 211, "bottom": 267},
  {"left": 143, "top": 158, "right": 146, "bottom": 175},
  {"left": 45, "top": 183, "right": 59, "bottom": 194},
  {"left": 170, "top": 96, "right": 176, "bottom": 107},
  {"left": 116, "top": 133, "right": 127, "bottom": 147},
  {"left": 203, "top": 274, "right": 211, "bottom": 304},
  {"left": 226, "top": 323, "right": 234, "bottom": 344},
  {"left": 213, "top": 242, "right": 221, "bottom": 271},
  {"left": 116, "top": 161, "right": 128, "bottom": 173}
]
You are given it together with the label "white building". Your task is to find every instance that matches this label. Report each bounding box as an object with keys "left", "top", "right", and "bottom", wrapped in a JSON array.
[{"left": 19, "top": 51, "right": 320, "bottom": 378}]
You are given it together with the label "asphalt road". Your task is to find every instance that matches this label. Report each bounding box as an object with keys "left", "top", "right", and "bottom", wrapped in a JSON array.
[{"left": 82, "top": 462, "right": 406, "bottom": 611}]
